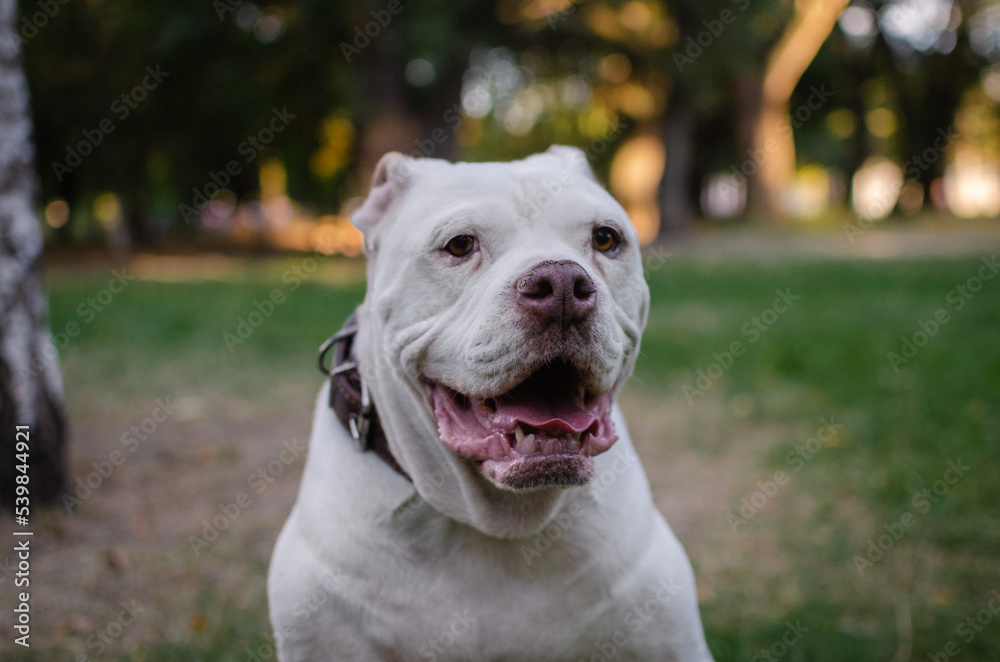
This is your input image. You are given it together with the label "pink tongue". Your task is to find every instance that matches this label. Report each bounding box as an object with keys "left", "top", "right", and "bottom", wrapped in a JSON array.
[{"left": 494, "top": 376, "right": 595, "bottom": 435}]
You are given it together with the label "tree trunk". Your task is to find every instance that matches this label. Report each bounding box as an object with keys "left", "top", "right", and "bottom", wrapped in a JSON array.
[
  {"left": 751, "top": 0, "right": 850, "bottom": 220},
  {"left": 656, "top": 105, "right": 694, "bottom": 243},
  {"left": 733, "top": 75, "right": 763, "bottom": 213},
  {"left": 0, "top": 0, "right": 68, "bottom": 507}
]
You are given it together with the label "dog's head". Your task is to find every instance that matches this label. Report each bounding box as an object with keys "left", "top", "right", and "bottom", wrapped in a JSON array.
[{"left": 350, "top": 146, "right": 649, "bottom": 534}]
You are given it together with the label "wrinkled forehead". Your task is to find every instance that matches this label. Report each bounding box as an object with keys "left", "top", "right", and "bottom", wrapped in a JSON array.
[{"left": 389, "top": 159, "right": 627, "bottom": 242}]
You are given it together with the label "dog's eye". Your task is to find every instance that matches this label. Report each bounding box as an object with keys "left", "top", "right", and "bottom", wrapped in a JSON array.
[
  {"left": 444, "top": 234, "right": 476, "bottom": 258},
  {"left": 592, "top": 226, "right": 621, "bottom": 253}
]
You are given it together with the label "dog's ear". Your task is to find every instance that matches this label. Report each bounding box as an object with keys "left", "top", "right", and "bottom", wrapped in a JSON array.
[
  {"left": 351, "top": 151, "right": 415, "bottom": 236},
  {"left": 545, "top": 145, "right": 598, "bottom": 182}
]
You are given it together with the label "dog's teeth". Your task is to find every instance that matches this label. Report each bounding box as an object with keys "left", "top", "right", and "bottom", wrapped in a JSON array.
[
  {"left": 571, "top": 432, "right": 582, "bottom": 442},
  {"left": 514, "top": 424, "right": 525, "bottom": 445},
  {"left": 567, "top": 437, "right": 581, "bottom": 452},
  {"left": 521, "top": 434, "right": 537, "bottom": 454}
]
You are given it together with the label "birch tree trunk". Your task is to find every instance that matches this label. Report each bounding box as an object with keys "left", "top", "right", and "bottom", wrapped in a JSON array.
[{"left": 0, "top": 0, "right": 67, "bottom": 507}]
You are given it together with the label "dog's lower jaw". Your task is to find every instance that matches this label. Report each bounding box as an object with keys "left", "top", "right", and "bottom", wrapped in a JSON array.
[{"left": 481, "top": 453, "right": 594, "bottom": 491}]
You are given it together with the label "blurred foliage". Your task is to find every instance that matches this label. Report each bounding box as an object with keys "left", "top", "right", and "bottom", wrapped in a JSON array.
[{"left": 17, "top": 0, "right": 1000, "bottom": 243}]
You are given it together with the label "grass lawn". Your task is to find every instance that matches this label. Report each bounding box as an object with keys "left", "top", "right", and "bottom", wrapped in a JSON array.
[{"left": 4, "top": 246, "right": 999, "bottom": 661}]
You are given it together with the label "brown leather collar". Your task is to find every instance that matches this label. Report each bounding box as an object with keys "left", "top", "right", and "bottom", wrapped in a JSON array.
[{"left": 318, "top": 314, "right": 410, "bottom": 481}]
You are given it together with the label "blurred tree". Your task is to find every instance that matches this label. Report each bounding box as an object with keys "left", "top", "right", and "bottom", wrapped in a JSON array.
[
  {"left": 24, "top": 0, "right": 359, "bottom": 243},
  {"left": 752, "top": 0, "right": 850, "bottom": 220},
  {"left": 14, "top": 0, "right": 998, "bottom": 244},
  {"left": 525, "top": 0, "right": 791, "bottom": 237},
  {"left": 794, "top": 0, "right": 986, "bottom": 217},
  {"left": 0, "top": 0, "right": 67, "bottom": 507},
  {"left": 342, "top": 0, "right": 519, "bottom": 186},
  {"left": 662, "top": 0, "right": 785, "bottom": 237}
]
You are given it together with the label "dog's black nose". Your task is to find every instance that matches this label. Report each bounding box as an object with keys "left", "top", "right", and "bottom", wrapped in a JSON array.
[{"left": 516, "top": 260, "right": 596, "bottom": 329}]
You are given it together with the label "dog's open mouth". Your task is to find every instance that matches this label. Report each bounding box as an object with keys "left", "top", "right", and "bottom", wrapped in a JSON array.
[{"left": 427, "top": 361, "right": 617, "bottom": 490}]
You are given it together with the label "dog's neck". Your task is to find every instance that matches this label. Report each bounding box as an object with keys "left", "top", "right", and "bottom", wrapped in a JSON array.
[{"left": 319, "top": 313, "right": 410, "bottom": 481}]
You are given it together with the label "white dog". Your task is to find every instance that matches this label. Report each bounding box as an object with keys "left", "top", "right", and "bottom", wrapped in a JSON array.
[{"left": 268, "top": 146, "right": 714, "bottom": 661}]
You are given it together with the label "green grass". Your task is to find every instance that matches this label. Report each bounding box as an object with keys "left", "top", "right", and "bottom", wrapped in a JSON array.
[
  {"left": 24, "top": 252, "right": 1000, "bottom": 660},
  {"left": 635, "top": 256, "right": 1000, "bottom": 660}
]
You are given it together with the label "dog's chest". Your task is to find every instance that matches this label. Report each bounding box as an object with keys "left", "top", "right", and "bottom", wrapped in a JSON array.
[{"left": 354, "top": 514, "right": 675, "bottom": 660}]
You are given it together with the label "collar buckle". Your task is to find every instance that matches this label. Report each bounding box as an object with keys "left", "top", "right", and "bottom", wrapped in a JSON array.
[
  {"left": 318, "top": 324, "right": 358, "bottom": 376},
  {"left": 318, "top": 321, "right": 374, "bottom": 453},
  {"left": 347, "top": 378, "right": 373, "bottom": 452}
]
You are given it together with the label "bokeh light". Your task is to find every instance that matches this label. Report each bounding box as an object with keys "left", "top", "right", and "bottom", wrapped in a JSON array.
[
  {"left": 92, "top": 193, "right": 122, "bottom": 231},
  {"left": 44, "top": 198, "right": 70, "bottom": 228}
]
